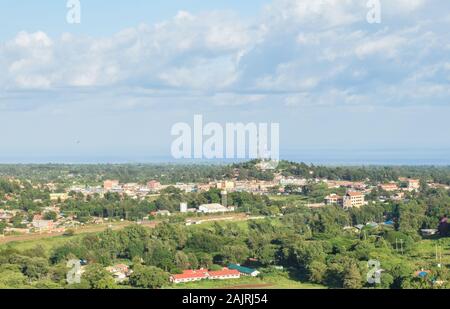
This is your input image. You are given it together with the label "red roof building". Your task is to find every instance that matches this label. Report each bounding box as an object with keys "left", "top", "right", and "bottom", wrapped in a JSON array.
[
  {"left": 207, "top": 268, "right": 241, "bottom": 280},
  {"left": 170, "top": 269, "right": 209, "bottom": 284},
  {"left": 170, "top": 267, "right": 241, "bottom": 284}
]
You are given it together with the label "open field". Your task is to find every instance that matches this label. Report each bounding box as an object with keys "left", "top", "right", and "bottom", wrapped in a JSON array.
[
  {"left": 0, "top": 213, "right": 259, "bottom": 248},
  {"left": 0, "top": 221, "right": 134, "bottom": 245},
  {"left": 407, "top": 238, "right": 450, "bottom": 267}
]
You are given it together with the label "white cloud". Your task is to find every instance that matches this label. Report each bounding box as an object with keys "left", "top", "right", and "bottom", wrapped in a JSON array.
[
  {"left": 383, "top": 0, "right": 426, "bottom": 13},
  {"left": 355, "top": 35, "right": 406, "bottom": 59},
  {"left": 0, "top": 0, "right": 448, "bottom": 111}
]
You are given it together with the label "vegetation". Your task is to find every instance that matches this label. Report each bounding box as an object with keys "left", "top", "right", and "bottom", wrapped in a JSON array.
[{"left": 0, "top": 162, "right": 448, "bottom": 289}]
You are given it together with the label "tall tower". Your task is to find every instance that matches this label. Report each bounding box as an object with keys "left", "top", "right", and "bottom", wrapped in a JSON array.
[{"left": 221, "top": 190, "right": 228, "bottom": 207}]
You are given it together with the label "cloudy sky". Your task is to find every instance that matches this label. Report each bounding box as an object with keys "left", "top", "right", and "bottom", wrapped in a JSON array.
[{"left": 0, "top": 0, "right": 449, "bottom": 163}]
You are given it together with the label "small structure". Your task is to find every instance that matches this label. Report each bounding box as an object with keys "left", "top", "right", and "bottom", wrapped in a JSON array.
[
  {"left": 49, "top": 193, "right": 69, "bottom": 202},
  {"left": 32, "top": 215, "right": 54, "bottom": 231},
  {"left": 152, "top": 210, "right": 171, "bottom": 217},
  {"left": 228, "top": 264, "right": 260, "bottom": 277},
  {"left": 383, "top": 220, "right": 395, "bottom": 227},
  {"left": 421, "top": 229, "right": 438, "bottom": 236},
  {"left": 355, "top": 224, "right": 365, "bottom": 231},
  {"left": 106, "top": 264, "right": 132, "bottom": 283}
]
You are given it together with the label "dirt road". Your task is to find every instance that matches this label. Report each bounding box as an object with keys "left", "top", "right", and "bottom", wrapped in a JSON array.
[{"left": 0, "top": 213, "right": 259, "bottom": 245}]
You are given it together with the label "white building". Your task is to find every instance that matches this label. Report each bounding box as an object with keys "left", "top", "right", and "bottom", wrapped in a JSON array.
[{"left": 198, "top": 203, "right": 235, "bottom": 214}]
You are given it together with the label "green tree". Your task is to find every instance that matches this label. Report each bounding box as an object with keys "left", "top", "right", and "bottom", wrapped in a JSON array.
[
  {"left": 308, "top": 261, "right": 327, "bottom": 284},
  {"left": 0, "top": 270, "right": 27, "bottom": 288},
  {"left": 82, "top": 264, "right": 116, "bottom": 289},
  {"left": 129, "top": 265, "right": 169, "bottom": 289},
  {"left": 174, "top": 251, "right": 190, "bottom": 270},
  {"left": 343, "top": 263, "right": 363, "bottom": 289},
  {"left": 23, "top": 257, "right": 49, "bottom": 280},
  {"left": 0, "top": 221, "right": 6, "bottom": 234},
  {"left": 44, "top": 211, "right": 58, "bottom": 221}
]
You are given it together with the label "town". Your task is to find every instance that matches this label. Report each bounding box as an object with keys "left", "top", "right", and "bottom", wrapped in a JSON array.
[
  {"left": 0, "top": 161, "right": 448, "bottom": 289},
  {"left": 0, "top": 167, "right": 441, "bottom": 237}
]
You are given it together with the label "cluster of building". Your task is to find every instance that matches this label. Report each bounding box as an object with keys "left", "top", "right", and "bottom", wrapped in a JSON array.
[
  {"left": 320, "top": 178, "right": 425, "bottom": 209},
  {"left": 170, "top": 264, "right": 260, "bottom": 284},
  {"left": 0, "top": 205, "right": 81, "bottom": 235},
  {"left": 378, "top": 178, "right": 420, "bottom": 192},
  {"left": 151, "top": 199, "right": 236, "bottom": 218}
]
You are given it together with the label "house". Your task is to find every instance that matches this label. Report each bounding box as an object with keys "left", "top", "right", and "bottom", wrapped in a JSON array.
[
  {"left": 407, "top": 179, "right": 420, "bottom": 191},
  {"left": 216, "top": 181, "right": 235, "bottom": 191},
  {"left": 228, "top": 264, "right": 260, "bottom": 277},
  {"left": 324, "top": 194, "right": 342, "bottom": 206},
  {"left": 0, "top": 210, "right": 13, "bottom": 221},
  {"left": 170, "top": 269, "right": 209, "bottom": 284},
  {"left": 50, "top": 193, "right": 69, "bottom": 202},
  {"left": 103, "top": 180, "right": 120, "bottom": 191},
  {"left": 379, "top": 183, "right": 398, "bottom": 192},
  {"left": 106, "top": 264, "right": 132, "bottom": 282},
  {"left": 207, "top": 268, "right": 240, "bottom": 280},
  {"left": 32, "top": 220, "right": 54, "bottom": 230},
  {"left": 155, "top": 210, "right": 171, "bottom": 216},
  {"left": 390, "top": 192, "right": 405, "bottom": 201},
  {"left": 147, "top": 180, "right": 161, "bottom": 191}
]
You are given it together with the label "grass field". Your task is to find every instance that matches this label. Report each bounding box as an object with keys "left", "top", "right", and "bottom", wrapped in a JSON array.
[
  {"left": 408, "top": 238, "right": 450, "bottom": 267},
  {"left": 268, "top": 195, "right": 309, "bottom": 203},
  {"left": 1, "top": 233, "right": 82, "bottom": 253}
]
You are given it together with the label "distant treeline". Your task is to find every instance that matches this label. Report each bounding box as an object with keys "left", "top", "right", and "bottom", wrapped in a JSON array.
[{"left": 1, "top": 161, "right": 450, "bottom": 184}]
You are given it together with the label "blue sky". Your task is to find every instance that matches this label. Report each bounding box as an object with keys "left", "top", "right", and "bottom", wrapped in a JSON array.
[
  {"left": 0, "top": 0, "right": 450, "bottom": 163},
  {"left": 0, "top": 1, "right": 271, "bottom": 40}
]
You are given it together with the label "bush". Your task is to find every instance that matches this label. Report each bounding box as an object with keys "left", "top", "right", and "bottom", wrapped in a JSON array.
[{"left": 64, "top": 229, "right": 76, "bottom": 237}]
